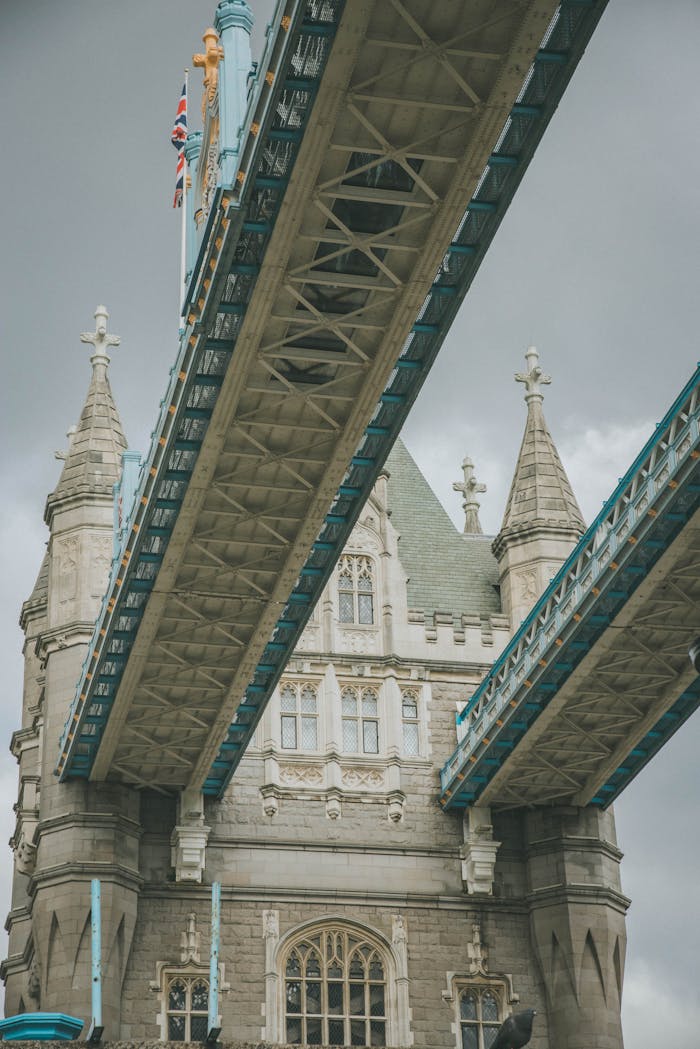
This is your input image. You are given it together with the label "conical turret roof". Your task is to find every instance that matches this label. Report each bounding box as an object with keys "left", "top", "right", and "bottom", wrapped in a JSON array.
[
  {"left": 45, "top": 306, "right": 127, "bottom": 521},
  {"left": 499, "top": 347, "right": 584, "bottom": 537}
]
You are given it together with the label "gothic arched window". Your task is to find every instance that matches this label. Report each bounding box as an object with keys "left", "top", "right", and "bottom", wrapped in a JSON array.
[
  {"left": 400, "top": 689, "right": 420, "bottom": 756},
  {"left": 337, "top": 555, "right": 375, "bottom": 625},
  {"left": 280, "top": 681, "right": 319, "bottom": 750},
  {"left": 283, "top": 927, "right": 387, "bottom": 1046},
  {"left": 458, "top": 986, "right": 502, "bottom": 1049},
  {"left": 341, "top": 685, "right": 379, "bottom": 754},
  {"left": 166, "top": 975, "right": 209, "bottom": 1041}
]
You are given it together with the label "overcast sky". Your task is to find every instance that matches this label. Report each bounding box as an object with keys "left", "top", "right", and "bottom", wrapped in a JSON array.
[{"left": 1, "top": 1, "right": 699, "bottom": 1044}]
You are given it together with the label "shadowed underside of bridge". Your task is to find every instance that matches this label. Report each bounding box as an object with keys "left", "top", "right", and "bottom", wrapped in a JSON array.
[
  {"left": 440, "top": 369, "right": 700, "bottom": 811},
  {"left": 57, "top": 0, "right": 610, "bottom": 794}
]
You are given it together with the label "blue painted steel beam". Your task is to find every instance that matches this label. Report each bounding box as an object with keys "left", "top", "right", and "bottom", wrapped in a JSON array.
[
  {"left": 207, "top": 882, "right": 221, "bottom": 1042},
  {"left": 58, "top": 0, "right": 613, "bottom": 790}
]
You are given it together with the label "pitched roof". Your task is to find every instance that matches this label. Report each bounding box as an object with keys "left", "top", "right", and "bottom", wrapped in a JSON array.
[
  {"left": 45, "top": 355, "right": 127, "bottom": 519},
  {"left": 500, "top": 396, "right": 585, "bottom": 535},
  {"left": 385, "top": 439, "right": 501, "bottom": 619},
  {"left": 498, "top": 348, "right": 584, "bottom": 538}
]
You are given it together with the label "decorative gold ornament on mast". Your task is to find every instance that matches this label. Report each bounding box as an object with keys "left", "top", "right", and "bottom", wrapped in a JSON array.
[{"left": 193, "top": 27, "right": 224, "bottom": 121}]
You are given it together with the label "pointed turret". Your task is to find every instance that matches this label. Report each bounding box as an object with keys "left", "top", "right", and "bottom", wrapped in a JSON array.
[
  {"left": 45, "top": 306, "right": 127, "bottom": 524},
  {"left": 493, "top": 347, "right": 584, "bottom": 629}
]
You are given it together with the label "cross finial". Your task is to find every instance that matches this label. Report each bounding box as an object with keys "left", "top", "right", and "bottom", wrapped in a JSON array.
[
  {"left": 515, "top": 345, "right": 551, "bottom": 403},
  {"left": 80, "top": 305, "right": 120, "bottom": 378},
  {"left": 453, "top": 456, "right": 486, "bottom": 534},
  {"left": 193, "top": 27, "right": 224, "bottom": 121}
]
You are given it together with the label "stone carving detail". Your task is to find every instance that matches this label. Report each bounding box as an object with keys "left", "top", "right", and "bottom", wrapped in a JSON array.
[
  {"left": 180, "top": 913, "right": 201, "bottom": 964},
  {"left": 279, "top": 764, "right": 323, "bottom": 786},
  {"left": 326, "top": 792, "right": 342, "bottom": 820},
  {"left": 295, "top": 625, "right": 320, "bottom": 652},
  {"left": 343, "top": 630, "right": 372, "bottom": 654},
  {"left": 460, "top": 807, "right": 501, "bottom": 896},
  {"left": 263, "top": 910, "right": 279, "bottom": 941},
  {"left": 90, "top": 536, "right": 113, "bottom": 598},
  {"left": 201, "top": 131, "right": 220, "bottom": 222},
  {"left": 57, "top": 537, "right": 79, "bottom": 606},
  {"left": 467, "top": 921, "right": 488, "bottom": 975},
  {"left": 342, "top": 767, "right": 384, "bottom": 789},
  {"left": 516, "top": 568, "right": 537, "bottom": 605},
  {"left": 14, "top": 827, "right": 37, "bottom": 875}
]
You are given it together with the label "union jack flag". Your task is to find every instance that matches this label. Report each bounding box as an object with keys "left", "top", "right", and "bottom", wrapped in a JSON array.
[{"left": 171, "top": 83, "right": 187, "bottom": 208}]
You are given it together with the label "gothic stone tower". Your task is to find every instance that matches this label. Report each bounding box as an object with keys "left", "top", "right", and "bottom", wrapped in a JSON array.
[
  {"left": 4, "top": 309, "right": 140, "bottom": 1028},
  {"left": 491, "top": 348, "right": 627, "bottom": 1049}
]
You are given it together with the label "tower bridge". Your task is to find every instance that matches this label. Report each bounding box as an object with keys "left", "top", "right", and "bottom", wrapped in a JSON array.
[
  {"left": 440, "top": 366, "right": 700, "bottom": 810},
  {"left": 9, "top": 3, "right": 700, "bottom": 1044},
  {"left": 56, "top": 0, "right": 610, "bottom": 795}
]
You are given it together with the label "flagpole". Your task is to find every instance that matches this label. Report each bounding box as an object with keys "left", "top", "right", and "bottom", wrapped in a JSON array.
[{"left": 179, "top": 68, "right": 189, "bottom": 332}]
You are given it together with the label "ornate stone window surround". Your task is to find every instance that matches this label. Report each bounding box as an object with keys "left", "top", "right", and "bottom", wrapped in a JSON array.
[
  {"left": 272, "top": 675, "right": 326, "bottom": 753},
  {"left": 262, "top": 914, "right": 412, "bottom": 1047},
  {"left": 151, "top": 959, "right": 230, "bottom": 1040},
  {"left": 443, "top": 973, "right": 518, "bottom": 1049},
  {"left": 150, "top": 914, "right": 229, "bottom": 1040},
  {"left": 336, "top": 553, "right": 379, "bottom": 628},
  {"left": 339, "top": 681, "right": 381, "bottom": 755}
]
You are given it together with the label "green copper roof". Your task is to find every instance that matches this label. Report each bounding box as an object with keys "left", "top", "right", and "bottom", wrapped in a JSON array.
[{"left": 385, "top": 439, "right": 501, "bottom": 619}]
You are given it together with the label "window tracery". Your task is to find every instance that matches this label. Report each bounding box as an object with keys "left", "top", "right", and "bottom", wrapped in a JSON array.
[
  {"left": 458, "top": 986, "right": 502, "bottom": 1049},
  {"left": 280, "top": 681, "right": 319, "bottom": 750},
  {"left": 338, "top": 555, "right": 375, "bottom": 625},
  {"left": 283, "top": 926, "right": 387, "bottom": 1046},
  {"left": 341, "top": 685, "right": 379, "bottom": 754},
  {"left": 400, "top": 689, "right": 420, "bottom": 756},
  {"left": 166, "top": 974, "right": 210, "bottom": 1041}
]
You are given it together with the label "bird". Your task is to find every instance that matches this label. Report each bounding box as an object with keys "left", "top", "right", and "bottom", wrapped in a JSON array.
[{"left": 488, "top": 1008, "right": 536, "bottom": 1049}]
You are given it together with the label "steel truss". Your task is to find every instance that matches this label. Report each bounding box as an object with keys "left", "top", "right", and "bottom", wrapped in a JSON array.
[
  {"left": 58, "top": 0, "right": 609, "bottom": 793},
  {"left": 440, "top": 369, "right": 700, "bottom": 810}
]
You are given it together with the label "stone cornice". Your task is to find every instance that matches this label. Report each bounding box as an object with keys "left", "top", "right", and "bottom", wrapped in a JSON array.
[
  {"left": 19, "top": 596, "right": 47, "bottom": 634},
  {"left": 492, "top": 519, "right": 583, "bottom": 561},
  {"left": 38, "top": 811, "right": 142, "bottom": 837},
  {"left": 139, "top": 882, "right": 531, "bottom": 915},
  {"left": 285, "top": 652, "right": 498, "bottom": 677},
  {"left": 4, "top": 904, "right": 32, "bottom": 935},
  {"left": 10, "top": 728, "right": 40, "bottom": 759},
  {"left": 526, "top": 834, "right": 623, "bottom": 864},
  {"left": 29, "top": 861, "right": 143, "bottom": 897},
  {"left": 527, "top": 883, "right": 630, "bottom": 913},
  {"left": 44, "top": 486, "right": 116, "bottom": 528},
  {"left": 36, "top": 622, "right": 96, "bottom": 660}
]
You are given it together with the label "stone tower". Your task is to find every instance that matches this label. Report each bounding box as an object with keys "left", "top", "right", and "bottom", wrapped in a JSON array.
[
  {"left": 493, "top": 347, "right": 585, "bottom": 630},
  {"left": 4, "top": 308, "right": 140, "bottom": 1029},
  {"left": 4, "top": 329, "right": 629, "bottom": 1049}
]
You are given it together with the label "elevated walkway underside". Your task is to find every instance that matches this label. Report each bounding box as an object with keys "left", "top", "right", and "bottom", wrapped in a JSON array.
[
  {"left": 57, "top": 0, "right": 609, "bottom": 794},
  {"left": 440, "top": 369, "right": 700, "bottom": 810}
]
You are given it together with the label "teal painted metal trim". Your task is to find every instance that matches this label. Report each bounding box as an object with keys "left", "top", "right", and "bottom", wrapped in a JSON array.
[
  {"left": 439, "top": 365, "right": 700, "bottom": 809},
  {"left": 0, "top": 1014, "right": 84, "bottom": 1041},
  {"left": 91, "top": 879, "right": 102, "bottom": 1034},
  {"left": 207, "top": 881, "right": 222, "bottom": 1040}
]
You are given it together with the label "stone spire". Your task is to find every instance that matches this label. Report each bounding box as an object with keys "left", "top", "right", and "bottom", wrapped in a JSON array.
[
  {"left": 45, "top": 306, "right": 127, "bottom": 524},
  {"left": 453, "top": 456, "right": 486, "bottom": 534},
  {"left": 493, "top": 347, "right": 585, "bottom": 629},
  {"left": 499, "top": 347, "right": 584, "bottom": 536}
]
